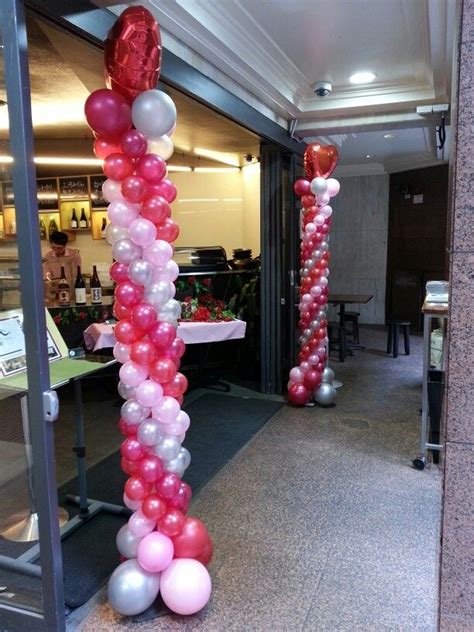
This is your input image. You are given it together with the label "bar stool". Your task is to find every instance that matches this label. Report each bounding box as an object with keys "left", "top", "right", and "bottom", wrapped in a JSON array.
[
  {"left": 338, "top": 310, "right": 360, "bottom": 344},
  {"left": 386, "top": 319, "right": 410, "bottom": 358},
  {"left": 328, "top": 321, "right": 347, "bottom": 362}
]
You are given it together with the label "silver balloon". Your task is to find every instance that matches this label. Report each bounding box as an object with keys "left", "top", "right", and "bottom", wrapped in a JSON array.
[
  {"left": 131, "top": 90, "right": 177, "bottom": 138},
  {"left": 321, "top": 240, "right": 329, "bottom": 251},
  {"left": 163, "top": 456, "right": 186, "bottom": 477},
  {"left": 302, "top": 267, "right": 310, "bottom": 277},
  {"left": 116, "top": 524, "right": 141, "bottom": 559},
  {"left": 147, "top": 134, "right": 174, "bottom": 160},
  {"left": 154, "top": 435, "right": 181, "bottom": 461},
  {"left": 158, "top": 298, "right": 182, "bottom": 324},
  {"left": 314, "top": 382, "right": 337, "bottom": 406},
  {"left": 112, "top": 238, "right": 142, "bottom": 265},
  {"left": 105, "top": 223, "right": 128, "bottom": 246},
  {"left": 129, "top": 259, "right": 154, "bottom": 286},
  {"left": 121, "top": 399, "right": 150, "bottom": 425},
  {"left": 310, "top": 319, "right": 320, "bottom": 330},
  {"left": 118, "top": 381, "right": 137, "bottom": 400},
  {"left": 155, "top": 259, "right": 179, "bottom": 283},
  {"left": 137, "top": 418, "right": 163, "bottom": 447},
  {"left": 322, "top": 367, "right": 335, "bottom": 383},
  {"left": 312, "top": 249, "right": 322, "bottom": 259},
  {"left": 179, "top": 447, "right": 191, "bottom": 469},
  {"left": 107, "top": 558, "right": 160, "bottom": 616},
  {"left": 144, "top": 281, "right": 172, "bottom": 309}
]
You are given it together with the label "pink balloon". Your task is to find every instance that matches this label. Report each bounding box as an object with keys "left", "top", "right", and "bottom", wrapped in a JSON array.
[
  {"left": 160, "top": 559, "right": 212, "bottom": 615},
  {"left": 148, "top": 178, "right": 177, "bottom": 203},
  {"left": 119, "top": 361, "right": 149, "bottom": 387},
  {"left": 93, "top": 138, "right": 121, "bottom": 160},
  {"left": 326, "top": 178, "right": 340, "bottom": 197},
  {"left": 155, "top": 472, "right": 181, "bottom": 500},
  {"left": 163, "top": 336, "right": 186, "bottom": 361},
  {"left": 128, "top": 510, "right": 156, "bottom": 538},
  {"left": 143, "top": 239, "right": 173, "bottom": 268},
  {"left": 289, "top": 367, "right": 305, "bottom": 383},
  {"left": 84, "top": 89, "right": 131, "bottom": 141},
  {"left": 121, "top": 129, "right": 147, "bottom": 158},
  {"left": 138, "top": 455, "right": 164, "bottom": 484},
  {"left": 120, "top": 437, "right": 145, "bottom": 462},
  {"left": 113, "top": 342, "right": 131, "bottom": 363},
  {"left": 136, "top": 379, "right": 164, "bottom": 407},
  {"left": 103, "top": 153, "right": 135, "bottom": 181},
  {"left": 109, "top": 261, "right": 130, "bottom": 283},
  {"left": 115, "top": 282, "right": 144, "bottom": 308},
  {"left": 137, "top": 532, "right": 174, "bottom": 573},
  {"left": 136, "top": 154, "right": 167, "bottom": 184},
  {"left": 121, "top": 175, "right": 149, "bottom": 204},
  {"left": 107, "top": 199, "right": 139, "bottom": 228},
  {"left": 128, "top": 217, "right": 157, "bottom": 247},
  {"left": 123, "top": 492, "right": 142, "bottom": 511},
  {"left": 148, "top": 321, "right": 176, "bottom": 350},
  {"left": 155, "top": 218, "right": 179, "bottom": 243},
  {"left": 152, "top": 396, "right": 180, "bottom": 425},
  {"left": 131, "top": 303, "right": 157, "bottom": 331}
]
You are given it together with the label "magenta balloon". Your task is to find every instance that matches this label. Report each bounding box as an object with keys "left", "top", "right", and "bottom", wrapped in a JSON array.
[
  {"left": 148, "top": 178, "right": 177, "bottom": 203},
  {"left": 131, "top": 303, "right": 157, "bottom": 331},
  {"left": 109, "top": 261, "right": 130, "bottom": 283},
  {"left": 141, "top": 195, "right": 171, "bottom": 225},
  {"left": 84, "top": 89, "right": 131, "bottom": 141},
  {"left": 115, "top": 281, "right": 144, "bottom": 308},
  {"left": 121, "top": 175, "right": 149, "bottom": 204},
  {"left": 103, "top": 153, "right": 135, "bottom": 181},
  {"left": 120, "top": 129, "right": 148, "bottom": 159},
  {"left": 136, "top": 154, "right": 167, "bottom": 184},
  {"left": 137, "top": 532, "right": 174, "bottom": 573},
  {"left": 148, "top": 321, "right": 176, "bottom": 350}
]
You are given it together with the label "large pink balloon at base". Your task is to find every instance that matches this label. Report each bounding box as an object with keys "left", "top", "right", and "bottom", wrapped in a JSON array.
[{"left": 160, "top": 558, "right": 212, "bottom": 615}]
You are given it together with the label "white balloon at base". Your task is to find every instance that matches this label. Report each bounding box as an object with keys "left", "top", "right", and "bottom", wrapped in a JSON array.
[
  {"left": 314, "top": 382, "right": 337, "bottom": 406},
  {"left": 107, "top": 559, "right": 160, "bottom": 616}
]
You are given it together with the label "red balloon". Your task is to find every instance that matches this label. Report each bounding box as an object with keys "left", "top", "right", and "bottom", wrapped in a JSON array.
[
  {"left": 195, "top": 539, "right": 213, "bottom": 566},
  {"left": 130, "top": 340, "right": 157, "bottom": 366},
  {"left": 114, "top": 319, "right": 145, "bottom": 344},
  {"left": 121, "top": 437, "right": 145, "bottom": 462},
  {"left": 141, "top": 195, "right": 171, "bottom": 225},
  {"left": 148, "top": 321, "right": 176, "bottom": 350},
  {"left": 103, "top": 152, "right": 135, "bottom": 181},
  {"left": 121, "top": 175, "right": 149, "bottom": 203},
  {"left": 155, "top": 472, "right": 181, "bottom": 500},
  {"left": 150, "top": 357, "right": 177, "bottom": 383},
  {"left": 110, "top": 261, "right": 130, "bottom": 283},
  {"left": 301, "top": 194, "right": 315, "bottom": 208},
  {"left": 162, "top": 372, "right": 188, "bottom": 398},
  {"left": 115, "top": 281, "right": 144, "bottom": 308},
  {"left": 131, "top": 303, "right": 157, "bottom": 331},
  {"left": 118, "top": 417, "right": 137, "bottom": 437},
  {"left": 121, "top": 129, "right": 147, "bottom": 158},
  {"left": 155, "top": 218, "right": 179, "bottom": 243},
  {"left": 303, "top": 370, "right": 322, "bottom": 390},
  {"left": 93, "top": 138, "right": 121, "bottom": 160},
  {"left": 304, "top": 142, "right": 339, "bottom": 179},
  {"left": 163, "top": 336, "right": 186, "bottom": 361},
  {"left": 142, "top": 493, "right": 167, "bottom": 521},
  {"left": 114, "top": 302, "right": 132, "bottom": 320},
  {"left": 158, "top": 508, "right": 185, "bottom": 537},
  {"left": 121, "top": 457, "right": 139, "bottom": 476},
  {"left": 172, "top": 516, "right": 211, "bottom": 559},
  {"left": 136, "top": 154, "right": 166, "bottom": 184},
  {"left": 138, "top": 455, "right": 163, "bottom": 483},
  {"left": 124, "top": 475, "right": 149, "bottom": 501},
  {"left": 294, "top": 178, "right": 311, "bottom": 197},
  {"left": 287, "top": 382, "right": 310, "bottom": 406},
  {"left": 168, "top": 482, "right": 192, "bottom": 513},
  {"left": 104, "top": 6, "right": 162, "bottom": 103},
  {"left": 148, "top": 178, "right": 177, "bottom": 203},
  {"left": 84, "top": 88, "right": 132, "bottom": 141}
]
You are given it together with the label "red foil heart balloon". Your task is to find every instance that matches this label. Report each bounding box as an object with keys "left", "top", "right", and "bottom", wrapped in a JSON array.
[
  {"left": 104, "top": 6, "right": 162, "bottom": 103},
  {"left": 304, "top": 143, "right": 339, "bottom": 179}
]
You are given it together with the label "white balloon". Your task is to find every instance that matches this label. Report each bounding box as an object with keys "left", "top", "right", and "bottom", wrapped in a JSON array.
[
  {"left": 105, "top": 223, "right": 128, "bottom": 246},
  {"left": 112, "top": 238, "right": 142, "bottom": 265},
  {"left": 128, "top": 259, "right": 154, "bottom": 286},
  {"left": 310, "top": 177, "right": 328, "bottom": 195},
  {"left": 147, "top": 135, "right": 174, "bottom": 160},
  {"left": 102, "top": 179, "right": 123, "bottom": 202},
  {"left": 132, "top": 90, "right": 177, "bottom": 139}
]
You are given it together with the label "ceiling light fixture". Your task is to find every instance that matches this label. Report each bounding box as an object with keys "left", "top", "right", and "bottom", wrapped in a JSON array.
[
  {"left": 167, "top": 165, "right": 192, "bottom": 172},
  {"left": 193, "top": 148, "right": 241, "bottom": 167},
  {"left": 193, "top": 167, "right": 240, "bottom": 173},
  {"left": 349, "top": 71, "right": 376, "bottom": 85},
  {"left": 365, "top": 154, "right": 373, "bottom": 159},
  {"left": 383, "top": 133, "right": 395, "bottom": 139},
  {"left": 34, "top": 156, "right": 103, "bottom": 166}
]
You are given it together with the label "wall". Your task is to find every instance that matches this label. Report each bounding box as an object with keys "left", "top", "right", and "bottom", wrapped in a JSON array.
[
  {"left": 328, "top": 174, "right": 390, "bottom": 324},
  {"left": 242, "top": 163, "right": 261, "bottom": 257},
  {"left": 439, "top": 1, "right": 474, "bottom": 628}
]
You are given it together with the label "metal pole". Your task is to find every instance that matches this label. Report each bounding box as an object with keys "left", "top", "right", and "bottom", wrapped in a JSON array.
[{"left": 0, "top": 2, "right": 65, "bottom": 629}]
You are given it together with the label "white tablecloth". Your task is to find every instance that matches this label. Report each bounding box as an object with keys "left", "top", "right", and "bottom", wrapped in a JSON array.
[{"left": 83, "top": 319, "right": 247, "bottom": 352}]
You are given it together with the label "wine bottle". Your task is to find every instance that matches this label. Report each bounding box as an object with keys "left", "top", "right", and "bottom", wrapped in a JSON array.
[
  {"left": 39, "top": 217, "right": 47, "bottom": 240},
  {"left": 48, "top": 215, "right": 58, "bottom": 238},
  {"left": 79, "top": 207, "right": 87, "bottom": 228},
  {"left": 58, "top": 265, "right": 70, "bottom": 306},
  {"left": 70, "top": 208, "right": 78, "bottom": 229},
  {"left": 74, "top": 265, "right": 86, "bottom": 305},
  {"left": 90, "top": 265, "right": 102, "bottom": 304},
  {"left": 101, "top": 217, "right": 107, "bottom": 239}
]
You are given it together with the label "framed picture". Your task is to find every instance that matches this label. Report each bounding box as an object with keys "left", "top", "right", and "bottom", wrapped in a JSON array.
[{"left": 0, "top": 308, "right": 68, "bottom": 377}]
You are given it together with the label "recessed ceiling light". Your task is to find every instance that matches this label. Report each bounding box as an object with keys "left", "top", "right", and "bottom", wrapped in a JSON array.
[
  {"left": 383, "top": 133, "right": 395, "bottom": 139},
  {"left": 349, "top": 71, "right": 376, "bottom": 85},
  {"left": 365, "top": 154, "right": 373, "bottom": 159}
]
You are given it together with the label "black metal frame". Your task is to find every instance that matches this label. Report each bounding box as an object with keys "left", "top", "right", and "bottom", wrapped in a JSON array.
[{"left": 0, "top": 1, "right": 65, "bottom": 629}]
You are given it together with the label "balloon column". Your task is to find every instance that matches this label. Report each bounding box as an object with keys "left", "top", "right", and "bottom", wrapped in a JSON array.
[
  {"left": 287, "top": 143, "right": 340, "bottom": 407},
  {"left": 84, "top": 7, "right": 212, "bottom": 617}
]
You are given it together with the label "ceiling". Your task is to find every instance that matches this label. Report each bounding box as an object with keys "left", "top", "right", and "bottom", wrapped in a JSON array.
[
  {"left": 0, "top": 15, "right": 260, "bottom": 174},
  {"left": 99, "top": 0, "right": 455, "bottom": 175}
]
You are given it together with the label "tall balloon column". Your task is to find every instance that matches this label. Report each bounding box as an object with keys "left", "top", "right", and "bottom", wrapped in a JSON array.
[
  {"left": 287, "top": 143, "right": 340, "bottom": 407},
  {"left": 84, "top": 7, "right": 212, "bottom": 617}
]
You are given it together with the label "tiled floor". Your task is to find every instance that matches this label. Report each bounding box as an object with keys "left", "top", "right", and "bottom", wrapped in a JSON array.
[{"left": 69, "top": 327, "right": 442, "bottom": 631}]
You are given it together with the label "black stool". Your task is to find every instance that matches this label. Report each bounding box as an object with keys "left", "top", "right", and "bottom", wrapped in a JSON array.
[
  {"left": 386, "top": 320, "right": 410, "bottom": 358},
  {"left": 338, "top": 310, "right": 360, "bottom": 344},
  {"left": 328, "top": 321, "right": 347, "bottom": 362}
]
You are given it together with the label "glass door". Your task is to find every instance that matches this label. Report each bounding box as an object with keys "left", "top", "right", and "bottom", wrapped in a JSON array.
[{"left": 0, "top": 1, "right": 65, "bottom": 629}]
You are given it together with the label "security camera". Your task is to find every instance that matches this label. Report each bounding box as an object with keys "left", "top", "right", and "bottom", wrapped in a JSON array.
[{"left": 313, "top": 81, "right": 332, "bottom": 97}]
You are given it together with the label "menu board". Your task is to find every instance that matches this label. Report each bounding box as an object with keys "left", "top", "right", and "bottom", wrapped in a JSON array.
[
  {"left": 2, "top": 181, "right": 15, "bottom": 207},
  {"left": 90, "top": 174, "right": 108, "bottom": 208},
  {"left": 59, "top": 176, "right": 89, "bottom": 199},
  {"left": 36, "top": 178, "right": 59, "bottom": 210}
]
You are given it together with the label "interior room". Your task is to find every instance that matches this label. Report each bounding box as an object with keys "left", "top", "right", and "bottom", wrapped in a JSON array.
[{"left": 0, "top": 1, "right": 471, "bottom": 630}]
